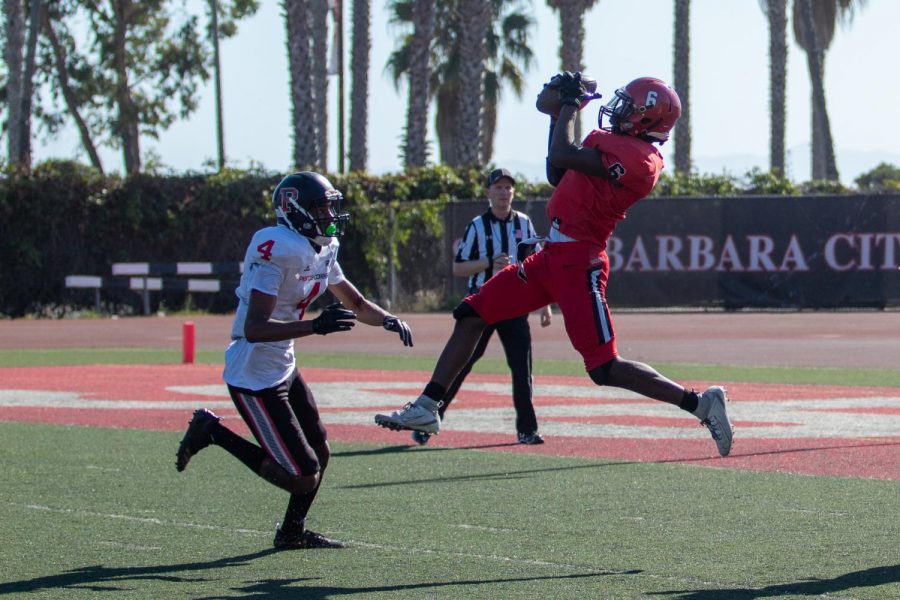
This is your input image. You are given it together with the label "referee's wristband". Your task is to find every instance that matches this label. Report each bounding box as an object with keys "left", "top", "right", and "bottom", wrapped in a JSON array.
[{"left": 487, "top": 256, "right": 494, "bottom": 270}]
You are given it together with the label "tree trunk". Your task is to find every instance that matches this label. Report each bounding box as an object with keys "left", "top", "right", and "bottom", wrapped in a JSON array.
[
  {"left": 767, "top": 0, "right": 787, "bottom": 175},
  {"left": 453, "top": 0, "right": 490, "bottom": 167},
  {"left": 672, "top": 0, "right": 691, "bottom": 174},
  {"left": 285, "top": 0, "right": 319, "bottom": 170},
  {"left": 436, "top": 85, "right": 458, "bottom": 166},
  {"left": 481, "top": 98, "right": 496, "bottom": 164},
  {"left": 348, "top": 0, "right": 370, "bottom": 172},
  {"left": 557, "top": 1, "right": 586, "bottom": 141},
  {"left": 3, "top": 0, "right": 25, "bottom": 169},
  {"left": 43, "top": 13, "right": 104, "bottom": 173},
  {"left": 797, "top": 0, "right": 838, "bottom": 182},
  {"left": 311, "top": 0, "right": 329, "bottom": 170},
  {"left": 404, "top": 0, "right": 434, "bottom": 168},
  {"left": 210, "top": 0, "right": 225, "bottom": 170},
  {"left": 112, "top": 0, "right": 141, "bottom": 175}
]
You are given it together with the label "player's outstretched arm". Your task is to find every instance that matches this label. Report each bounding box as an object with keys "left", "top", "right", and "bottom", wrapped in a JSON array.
[{"left": 328, "top": 280, "right": 413, "bottom": 347}]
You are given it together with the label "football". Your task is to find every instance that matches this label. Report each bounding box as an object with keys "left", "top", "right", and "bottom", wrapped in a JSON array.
[{"left": 535, "top": 74, "right": 599, "bottom": 118}]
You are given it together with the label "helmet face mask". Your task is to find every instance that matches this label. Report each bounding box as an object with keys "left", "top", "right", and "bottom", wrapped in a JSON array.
[
  {"left": 273, "top": 172, "right": 350, "bottom": 245},
  {"left": 599, "top": 77, "right": 681, "bottom": 144}
]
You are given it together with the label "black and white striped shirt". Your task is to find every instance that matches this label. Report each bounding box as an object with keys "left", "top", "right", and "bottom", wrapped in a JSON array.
[{"left": 455, "top": 210, "right": 539, "bottom": 293}]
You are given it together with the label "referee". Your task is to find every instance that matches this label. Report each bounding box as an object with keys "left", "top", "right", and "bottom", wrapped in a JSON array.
[{"left": 413, "top": 168, "right": 552, "bottom": 445}]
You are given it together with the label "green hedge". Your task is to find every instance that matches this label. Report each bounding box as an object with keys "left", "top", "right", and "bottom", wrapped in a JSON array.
[
  {"left": 0, "top": 163, "right": 497, "bottom": 317},
  {"left": 2, "top": 160, "right": 897, "bottom": 318}
]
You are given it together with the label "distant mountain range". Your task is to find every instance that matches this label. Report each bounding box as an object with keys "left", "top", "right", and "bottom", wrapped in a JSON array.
[{"left": 501, "top": 147, "right": 900, "bottom": 188}]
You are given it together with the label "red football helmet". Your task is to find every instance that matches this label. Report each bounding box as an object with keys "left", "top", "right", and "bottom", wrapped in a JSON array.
[{"left": 599, "top": 77, "right": 682, "bottom": 143}]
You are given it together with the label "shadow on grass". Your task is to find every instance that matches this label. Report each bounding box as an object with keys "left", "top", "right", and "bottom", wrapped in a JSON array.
[
  {"left": 653, "top": 563, "right": 900, "bottom": 599},
  {"left": 195, "top": 570, "right": 640, "bottom": 599},
  {"left": 332, "top": 440, "right": 521, "bottom": 459},
  {"left": 0, "top": 549, "right": 277, "bottom": 595},
  {"left": 341, "top": 460, "right": 628, "bottom": 489},
  {"left": 665, "top": 439, "right": 900, "bottom": 465},
  {"left": 0, "top": 550, "right": 639, "bottom": 599}
]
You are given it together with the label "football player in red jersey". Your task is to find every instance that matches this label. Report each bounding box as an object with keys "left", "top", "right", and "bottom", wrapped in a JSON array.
[
  {"left": 376, "top": 74, "right": 734, "bottom": 457},
  {"left": 176, "top": 172, "right": 413, "bottom": 550}
]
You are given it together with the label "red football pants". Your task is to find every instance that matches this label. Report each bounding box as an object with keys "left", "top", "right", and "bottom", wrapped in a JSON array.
[{"left": 466, "top": 241, "right": 616, "bottom": 371}]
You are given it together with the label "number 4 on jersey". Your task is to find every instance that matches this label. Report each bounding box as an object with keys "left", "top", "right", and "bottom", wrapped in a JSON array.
[{"left": 257, "top": 239, "right": 275, "bottom": 261}]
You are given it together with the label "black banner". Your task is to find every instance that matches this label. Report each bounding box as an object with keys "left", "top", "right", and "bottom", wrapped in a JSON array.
[{"left": 444, "top": 195, "right": 900, "bottom": 309}]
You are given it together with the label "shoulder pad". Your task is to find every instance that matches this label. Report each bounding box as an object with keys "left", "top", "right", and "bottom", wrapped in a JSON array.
[{"left": 249, "top": 226, "right": 315, "bottom": 270}]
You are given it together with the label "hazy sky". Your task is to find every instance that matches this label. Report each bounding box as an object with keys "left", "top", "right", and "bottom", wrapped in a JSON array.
[{"left": 34, "top": 0, "right": 900, "bottom": 185}]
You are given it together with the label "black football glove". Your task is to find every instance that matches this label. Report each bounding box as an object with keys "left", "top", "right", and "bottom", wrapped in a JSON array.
[
  {"left": 383, "top": 315, "right": 413, "bottom": 347},
  {"left": 547, "top": 71, "right": 598, "bottom": 108},
  {"left": 558, "top": 71, "right": 591, "bottom": 107},
  {"left": 312, "top": 302, "right": 356, "bottom": 335}
]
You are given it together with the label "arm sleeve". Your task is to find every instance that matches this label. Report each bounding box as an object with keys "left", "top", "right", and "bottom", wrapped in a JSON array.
[
  {"left": 327, "top": 260, "right": 345, "bottom": 285},
  {"left": 454, "top": 221, "right": 479, "bottom": 262},
  {"left": 248, "top": 262, "right": 284, "bottom": 296}
]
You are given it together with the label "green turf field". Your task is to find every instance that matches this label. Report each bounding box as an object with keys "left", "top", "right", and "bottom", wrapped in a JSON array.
[
  {"left": 2, "top": 423, "right": 899, "bottom": 599},
  {"left": 1, "top": 350, "right": 899, "bottom": 599}
]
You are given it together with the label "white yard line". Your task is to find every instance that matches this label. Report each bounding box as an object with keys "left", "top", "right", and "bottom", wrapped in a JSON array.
[{"left": 5, "top": 501, "right": 863, "bottom": 597}]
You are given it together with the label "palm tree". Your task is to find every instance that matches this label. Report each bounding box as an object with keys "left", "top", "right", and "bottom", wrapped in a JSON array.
[
  {"left": 454, "top": 0, "right": 490, "bottom": 166},
  {"left": 672, "top": 0, "right": 691, "bottom": 174},
  {"left": 792, "top": 0, "right": 866, "bottom": 181},
  {"left": 402, "top": 0, "right": 434, "bottom": 168},
  {"left": 311, "top": 0, "right": 329, "bottom": 169},
  {"left": 205, "top": 0, "right": 260, "bottom": 172},
  {"left": 285, "top": 0, "right": 319, "bottom": 169},
  {"left": 386, "top": 0, "right": 535, "bottom": 166},
  {"left": 761, "top": 0, "right": 788, "bottom": 175},
  {"left": 209, "top": 0, "right": 225, "bottom": 170},
  {"left": 348, "top": 0, "right": 371, "bottom": 172},
  {"left": 546, "top": 0, "right": 598, "bottom": 141}
]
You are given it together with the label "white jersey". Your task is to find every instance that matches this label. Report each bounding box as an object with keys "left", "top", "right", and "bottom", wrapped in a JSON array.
[{"left": 223, "top": 224, "right": 345, "bottom": 390}]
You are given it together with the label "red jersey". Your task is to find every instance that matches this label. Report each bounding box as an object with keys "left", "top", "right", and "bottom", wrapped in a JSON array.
[{"left": 546, "top": 129, "right": 663, "bottom": 249}]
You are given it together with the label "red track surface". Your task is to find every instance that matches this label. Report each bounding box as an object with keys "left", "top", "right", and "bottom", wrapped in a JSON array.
[{"left": 2, "top": 364, "right": 898, "bottom": 481}]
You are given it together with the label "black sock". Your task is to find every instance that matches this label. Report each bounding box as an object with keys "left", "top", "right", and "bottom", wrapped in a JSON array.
[
  {"left": 679, "top": 390, "right": 699, "bottom": 413},
  {"left": 282, "top": 470, "right": 324, "bottom": 533},
  {"left": 423, "top": 381, "right": 446, "bottom": 402},
  {"left": 210, "top": 422, "right": 266, "bottom": 473}
]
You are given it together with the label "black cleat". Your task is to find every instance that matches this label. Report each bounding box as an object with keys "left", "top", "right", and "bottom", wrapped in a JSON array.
[
  {"left": 411, "top": 430, "right": 431, "bottom": 445},
  {"left": 175, "top": 408, "right": 220, "bottom": 472},
  {"left": 517, "top": 431, "right": 545, "bottom": 445},
  {"left": 273, "top": 525, "right": 345, "bottom": 549}
]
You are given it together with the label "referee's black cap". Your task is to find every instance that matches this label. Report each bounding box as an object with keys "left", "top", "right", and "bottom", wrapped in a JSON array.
[{"left": 486, "top": 168, "right": 515, "bottom": 187}]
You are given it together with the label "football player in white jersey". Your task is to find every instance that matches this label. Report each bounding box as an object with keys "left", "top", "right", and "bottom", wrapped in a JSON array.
[{"left": 176, "top": 172, "right": 413, "bottom": 549}]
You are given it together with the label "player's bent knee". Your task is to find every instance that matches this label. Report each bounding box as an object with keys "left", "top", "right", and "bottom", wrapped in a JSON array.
[
  {"left": 313, "top": 441, "right": 330, "bottom": 471},
  {"left": 589, "top": 359, "right": 615, "bottom": 386},
  {"left": 288, "top": 472, "right": 320, "bottom": 495}
]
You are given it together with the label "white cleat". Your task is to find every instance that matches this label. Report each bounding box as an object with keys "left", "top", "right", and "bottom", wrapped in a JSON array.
[
  {"left": 693, "top": 386, "right": 734, "bottom": 457},
  {"left": 375, "top": 396, "right": 442, "bottom": 434}
]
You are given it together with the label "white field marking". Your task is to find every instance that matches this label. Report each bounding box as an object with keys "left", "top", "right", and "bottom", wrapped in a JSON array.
[
  {"left": 97, "top": 540, "right": 162, "bottom": 551},
  {"left": 13, "top": 503, "right": 270, "bottom": 536},
  {"left": 165, "top": 381, "right": 646, "bottom": 404},
  {"left": 86, "top": 464, "right": 121, "bottom": 472},
  {"left": 11, "top": 502, "right": 852, "bottom": 594},
  {"left": 7, "top": 502, "right": 643, "bottom": 575},
  {"left": 452, "top": 523, "right": 517, "bottom": 533},
  {"left": 4, "top": 382, "right": 900, "bottom": 440},
  {"left": 776, "top": 508, "right": 849, "bottom": 517},
  {"left": 0, "top": 390, "right": 234, "bottom": 410}
]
